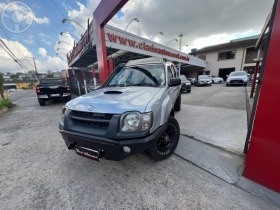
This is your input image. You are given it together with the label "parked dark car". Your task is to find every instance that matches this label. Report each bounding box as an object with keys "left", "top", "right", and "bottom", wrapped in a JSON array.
[
  {"left": 179, "top": 75, "right": 191, "bottom": 93},
  {"left": 36, "top": 78, "right": 71, "bottom": 106}
]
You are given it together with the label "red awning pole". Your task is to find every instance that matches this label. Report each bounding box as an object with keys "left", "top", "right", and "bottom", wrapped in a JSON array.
[{"left": 250, "top": 48, "right": 260, "bottom": 98}]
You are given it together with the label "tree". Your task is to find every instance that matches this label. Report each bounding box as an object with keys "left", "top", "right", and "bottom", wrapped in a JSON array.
[
  {"left": 0, "top": 74, "right": 4, "bottom": 99},
  {"left": 46, "top": 74, "right": 54, "bottom": 78}
]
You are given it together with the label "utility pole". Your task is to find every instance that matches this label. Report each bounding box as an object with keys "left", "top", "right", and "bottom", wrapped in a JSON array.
[
  {"left": 31, "top": 57, "right": 39, "bottom": 81},
  {"left": 178, "top": 33, "right": 183, "bottom": 76}
]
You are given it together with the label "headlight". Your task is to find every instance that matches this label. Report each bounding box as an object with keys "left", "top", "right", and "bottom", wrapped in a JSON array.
[
  {"left": 121, "top": 112, "right": 152, "bottom": 132},
  {"left": 61, "top": 105, "right": 69, "bottom": 122},
  {"left": 124, "top": 114, "right": 140, "bottom": 130}
]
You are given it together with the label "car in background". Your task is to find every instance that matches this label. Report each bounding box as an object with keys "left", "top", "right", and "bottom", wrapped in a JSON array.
[
  {"left": 250, "top": 73, "right": 259, "bottom": 81},
  {"left": 8, "top": 88, "right": 15, "bottom": 92},
  {"left": 226, "top": 71, "right": 248, "bottom": 86},
  {"left": 179, "top": 75, "right": 191, "bottom": 93},
  {"left": 36, "top": 78, "right": 71, "bottom": 106},
  {"left": 208, "top": 75, "right": 223, "bottom": 84},
  {"left": 195, "top": 75, "right": 212, "bottom": 86},
  {"left": 187, "top": 77, "right": 196, "bottom": 84}
]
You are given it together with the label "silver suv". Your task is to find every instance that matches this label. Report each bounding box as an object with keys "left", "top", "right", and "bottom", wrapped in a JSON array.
[{"left": 59, "top": 57, "right": 182, "bottom": 161}]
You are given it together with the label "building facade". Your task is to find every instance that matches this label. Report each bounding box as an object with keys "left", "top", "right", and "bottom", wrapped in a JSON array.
[{"left": 190, "top": 35, "right": 264, "bottom": 80}]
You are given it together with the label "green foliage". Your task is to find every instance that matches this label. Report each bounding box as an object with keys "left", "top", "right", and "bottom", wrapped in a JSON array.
[
  {"left": 0, "top": 97, "right": 13, "bottom": 109},
  {"left": 46, "top": 74, "right": 54, "bottom": 78},
  {"left": 27, "top": 82, "right": 35, "bottom": 89}
]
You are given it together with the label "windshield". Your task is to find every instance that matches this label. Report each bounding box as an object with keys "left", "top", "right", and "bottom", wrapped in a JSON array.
[
  {"left": 229, "top": 72, "right": 246, "bottom": 76},
  {"left": 179, "top": 75, "right": 187, "bottom": 81},
  {"left": 198, "top": 75, "right": 209, "bottom": 79},
  {"left": 107, "top": 64, "right": 165, "bottom": 87},
  {"left": 40, "top": 79, "right": 63, "bottom": 84}
]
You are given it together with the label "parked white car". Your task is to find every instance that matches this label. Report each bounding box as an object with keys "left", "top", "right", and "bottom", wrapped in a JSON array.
[
  {"left": 208, "top": 75, "right": 223, "bottom": 84},
  {"left": 226, "top": 71, "right": 248, "bottom": 86}
]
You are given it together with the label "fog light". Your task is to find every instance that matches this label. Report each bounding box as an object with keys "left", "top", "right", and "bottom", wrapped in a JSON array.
[{"left": 123, "top": 146, "right": 131, "bottom": 153}]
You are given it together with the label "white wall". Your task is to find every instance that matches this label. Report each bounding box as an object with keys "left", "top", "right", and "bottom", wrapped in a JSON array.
[{"left": 196, "top": 45, "right": 256, "bottom": 76}]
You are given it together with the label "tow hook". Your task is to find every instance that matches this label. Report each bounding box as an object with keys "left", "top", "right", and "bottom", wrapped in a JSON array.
[{"left": 68, "top": 142, "right": 75, "bottom": 150}]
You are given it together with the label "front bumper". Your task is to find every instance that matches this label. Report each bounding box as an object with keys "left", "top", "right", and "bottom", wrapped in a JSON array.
[
  {"left": 37, "top": 93, "right": 71, "bottom": 99},
  {"left": 227, "top": 80, "right": 247, "bottom": 85},
  {"left": 198, "top": 81, "right": 211, "bottom": 86},
  {"left": 59, "top": 123, "right": 167, "bottom": 161},
  {"left": 181, "top": 83, "right": 191, "bottom": 91}
]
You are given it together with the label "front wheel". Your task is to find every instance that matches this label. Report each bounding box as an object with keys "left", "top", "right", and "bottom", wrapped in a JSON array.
[
  {"left": 244, "top": 83, "right": 247, "bottom": 87},
  {"left": 187, "top": 90, "right": 191, "bottom": 93},
  {"left": 145, "top": 116, "right": 180, "bottom": 161},
  {"left": 209, "top": 83, "right": 212, "bottom": 86}
]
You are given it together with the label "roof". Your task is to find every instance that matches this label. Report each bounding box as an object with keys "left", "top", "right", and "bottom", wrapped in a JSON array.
[
  {"left": 230, "top": 35, "right": 259, "bottom": 42},
  {"left": 191, "top": 36, "right": 259, "bottom": 55}
]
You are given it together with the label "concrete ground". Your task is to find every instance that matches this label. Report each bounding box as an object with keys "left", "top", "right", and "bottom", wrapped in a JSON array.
[
  {"left": 1, "top": 91, "right": 279, "bottom": 209},
  {"left": 176, "top": 83, "right": 247, "bottom": 155}
]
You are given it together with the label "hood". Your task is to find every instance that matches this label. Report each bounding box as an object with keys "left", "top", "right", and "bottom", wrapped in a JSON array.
[
  {"left": 67, "top": 86, "right": 162, "bottom": 114},
  {"left": 227, "top": 75, "right": 247, "bottom": 80}
]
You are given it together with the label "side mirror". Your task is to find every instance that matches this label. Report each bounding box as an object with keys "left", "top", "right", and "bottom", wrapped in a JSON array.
[{"left": 169, "top": 78, "right": 181, "bottom": 87}]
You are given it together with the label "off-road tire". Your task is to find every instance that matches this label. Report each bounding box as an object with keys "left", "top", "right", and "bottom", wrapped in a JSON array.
[
  {"left": 38, "top": 99, "right": 45, "bottom": 106},
  {"left": 145, "top": 116, "right": 180, "bottom": 161},
  {"left": 174, "top": 92, "right": 181, "bottom": 111}
]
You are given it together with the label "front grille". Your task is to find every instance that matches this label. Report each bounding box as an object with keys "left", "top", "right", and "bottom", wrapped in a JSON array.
[
  {"left": 230, "top": 80, "right": 243, "bottom": 83},
  {"left": 70, "top": 111, "right": 113, "bottom": 128},
  {"left": 74, "top": 119, "right": 109, "bottom": 128},
  {"left": 72, "top": 110, "right": 113, "bottom": 120}
]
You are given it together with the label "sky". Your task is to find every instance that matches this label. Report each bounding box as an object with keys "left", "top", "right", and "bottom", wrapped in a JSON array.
[{"left": 0, "top": 0, "right": 274, "bottom": 74}]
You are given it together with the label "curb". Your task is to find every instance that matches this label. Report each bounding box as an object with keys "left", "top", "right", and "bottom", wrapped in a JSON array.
[{"left": 0, "top": 107, "right": 9, "bottom": 116}]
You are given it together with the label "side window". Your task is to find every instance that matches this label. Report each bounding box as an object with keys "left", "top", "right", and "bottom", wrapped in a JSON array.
[
  {"left": 171, "top": 65, "right": 179, "bottom": 77},
  {"left": 167, "top": 66, "right": 173, "bottom": 80}
]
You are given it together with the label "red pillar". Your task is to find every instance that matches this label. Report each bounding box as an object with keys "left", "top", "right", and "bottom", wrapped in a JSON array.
[
  {"left": 93, "top": 0, "right": 129, "bottom": 85},
  {"left": 243, "top": 0, "right": 280, "bottom": 193},
  {"left": 108, "top": 59, "right": 114, "bottom": 75}
]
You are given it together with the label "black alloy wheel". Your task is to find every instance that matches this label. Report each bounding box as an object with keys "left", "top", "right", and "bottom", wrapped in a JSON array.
[{"left": 145, "top": 116, "right": 180, "bottom": 160}]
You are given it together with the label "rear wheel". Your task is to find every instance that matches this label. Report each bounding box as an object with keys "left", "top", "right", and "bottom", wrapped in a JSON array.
[
  {"left": 226, "top": 83, "right": 229, "bottom": 86},
  {"left": 66, "top": 95, "right": 72, "bottom": 101},
  {"left": 38, "top": 99, "right": 45, "bottom": 106},
  {"left": 187, "top": 90, "right": 191, "bottom": 93},
  {"left": 174, "top": 93, "right": 181, "bottom": 111},
  {"left": 145, "top": 116, "right": 180, "bottom": 161}
]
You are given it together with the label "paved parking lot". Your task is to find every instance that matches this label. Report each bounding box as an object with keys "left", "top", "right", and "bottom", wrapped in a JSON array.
[
  {"left": 176, "top": 83, "right": 247, "bottom": 154},
  {"left": 0, "top": 87, "right": 278, "bottom": 209}
]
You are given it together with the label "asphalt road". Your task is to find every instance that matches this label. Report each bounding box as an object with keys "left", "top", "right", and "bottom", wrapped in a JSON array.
[
  {"left": 4, "top": 89, "right": 36, "bottom": 102},
  {"left": 0, "top": 89, "right": 278, "bottom": 209}
]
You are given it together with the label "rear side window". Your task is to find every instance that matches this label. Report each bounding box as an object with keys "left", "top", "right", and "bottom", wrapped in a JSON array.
[
  {"left": 167, "top": 66, "right": 173, "bottom": 80},
  {"left": 171, "top": 65, "right": 179, "bottom": 78}
]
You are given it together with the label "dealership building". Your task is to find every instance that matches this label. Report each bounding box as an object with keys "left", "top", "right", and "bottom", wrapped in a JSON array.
[
  {"left": 65, "top": 20, "right": 206, "bottom": 95},
  {"left": 190, "top": 35, "right": 264, "bottom": 80}
]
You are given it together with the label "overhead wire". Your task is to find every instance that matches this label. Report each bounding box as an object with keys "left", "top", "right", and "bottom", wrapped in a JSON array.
[{"left": 49, "top": 0, "right": 81, "bottom": 36}]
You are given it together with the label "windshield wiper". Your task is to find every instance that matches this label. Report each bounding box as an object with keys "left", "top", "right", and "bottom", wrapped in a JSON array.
[
  {"left": 127, "top": 84, "right": 160, "bottom": 87},
  {"left": 107, "top": 84, "right": 126, "bottom": 87}
]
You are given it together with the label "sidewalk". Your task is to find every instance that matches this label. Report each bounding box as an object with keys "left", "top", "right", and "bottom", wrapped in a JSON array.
[{"left": 174, "top": 135, "right": 280, "bottom": 207}]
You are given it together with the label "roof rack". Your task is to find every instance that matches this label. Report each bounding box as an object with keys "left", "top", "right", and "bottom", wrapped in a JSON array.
[{"left": 126, "top": 57, "right": 170, "bottom": 66}]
